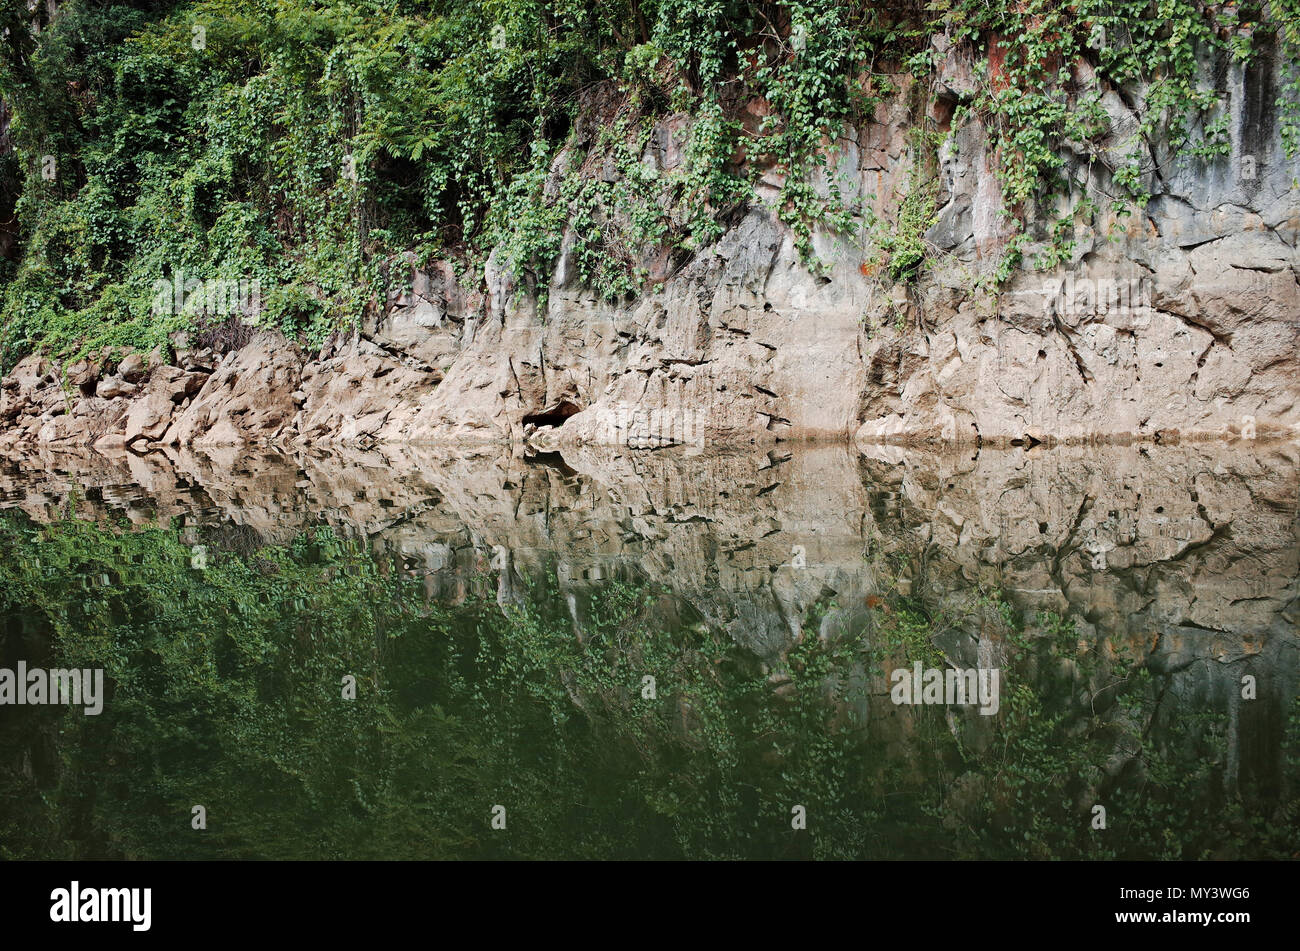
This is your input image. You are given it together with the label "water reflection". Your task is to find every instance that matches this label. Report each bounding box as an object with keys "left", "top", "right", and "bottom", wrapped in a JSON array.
[{"left": 0, "top": 441, "right": 1296, "bottom": 859}]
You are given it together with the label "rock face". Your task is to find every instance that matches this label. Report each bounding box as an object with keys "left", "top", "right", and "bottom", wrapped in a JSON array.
[
  {"left": 165, "top": 332, "right": 303, "bottom": 446},
  {"left": 1, "top": 58, "right": 1298, "bottom": 450}
]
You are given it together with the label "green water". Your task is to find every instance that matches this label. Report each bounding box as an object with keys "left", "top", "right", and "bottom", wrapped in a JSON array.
[{"left": 0, "top": 442, "right": 1296, "bottom": 859}]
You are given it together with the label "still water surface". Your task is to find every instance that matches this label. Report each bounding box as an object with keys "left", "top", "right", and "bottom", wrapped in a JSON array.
[{"left": 0, "top": 442, "right": 1296, "bottom": 859}]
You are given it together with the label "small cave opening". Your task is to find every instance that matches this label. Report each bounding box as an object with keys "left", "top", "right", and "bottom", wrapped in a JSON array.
[{"left": 523, "top": 400, "right": 582, "bottom": 429}]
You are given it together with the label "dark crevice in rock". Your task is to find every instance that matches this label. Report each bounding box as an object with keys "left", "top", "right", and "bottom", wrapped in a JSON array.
[{"left": 522, "top": 400, "right": 582, "bottom": 430}]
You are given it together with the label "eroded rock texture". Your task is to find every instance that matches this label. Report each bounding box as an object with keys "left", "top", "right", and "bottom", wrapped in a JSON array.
[{"left": 2, "top": 58, "right": 1297, "bottom": 450}]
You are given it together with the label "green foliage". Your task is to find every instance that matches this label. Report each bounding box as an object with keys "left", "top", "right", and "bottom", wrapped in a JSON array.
[
  {"left": 916, "top": 0, "right": 1300, "bottom": 281},
  {"left": 0, "top": 1, "right": 1296, "bottom": 364},
  {"left": 1277, "top": 0, "right": 1300, "bottom": 160},
  {"left": 866, "top": 127, "right": 941, "bottom": 285}
]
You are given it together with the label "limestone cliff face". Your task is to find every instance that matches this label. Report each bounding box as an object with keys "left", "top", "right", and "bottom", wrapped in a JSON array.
[{"left": 1, "top": 47, "right": 1297, "bottom": 451}]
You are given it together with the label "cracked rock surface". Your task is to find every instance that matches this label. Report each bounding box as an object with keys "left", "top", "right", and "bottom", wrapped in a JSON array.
[{"left": 3, "top": 62, "right": 1297, "bottom": 450}]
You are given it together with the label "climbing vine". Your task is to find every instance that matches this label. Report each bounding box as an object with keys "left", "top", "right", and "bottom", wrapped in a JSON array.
[{"left": 0, "top": 1, "right": 1296, "bottom": 360}]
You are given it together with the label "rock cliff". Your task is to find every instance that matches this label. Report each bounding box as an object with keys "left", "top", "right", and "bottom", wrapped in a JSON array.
[{"left": 2, "top": 50, "right": 1297, "bottom": 451}]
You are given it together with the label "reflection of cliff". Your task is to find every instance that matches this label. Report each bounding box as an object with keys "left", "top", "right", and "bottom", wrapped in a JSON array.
[
  {"left": 2, "top": 441, "right": 1296, "bottom": 805},
  {"left": 854, "top": 442, "right": 1299, "bottom": 823},
  {"left": 4, "top": 442, "right": 1294, "bottom": 635}
]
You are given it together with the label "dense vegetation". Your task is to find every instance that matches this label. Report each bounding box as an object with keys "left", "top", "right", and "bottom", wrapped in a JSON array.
[
  {"left": 1, "top": 509, "right": 1295, "bottom": 859},
  {"left": 0, "top": 1, "right": 1297, "bottom": 369}
]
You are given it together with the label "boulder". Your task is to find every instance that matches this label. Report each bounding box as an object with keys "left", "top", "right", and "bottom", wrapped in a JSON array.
[
  {"left": 96, "top": 376, "right": 138, "bottom": 399},
  {"left": 124, "top": 389, "right": 177, "bottom": 445},
  {"left": 117, "top": 352, "right": 147, "bottom": 383}
]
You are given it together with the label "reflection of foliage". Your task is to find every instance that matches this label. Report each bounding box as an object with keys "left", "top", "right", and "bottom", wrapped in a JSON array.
[{"left": 0, "top": 512, "right": 1294, "bottom": 859}]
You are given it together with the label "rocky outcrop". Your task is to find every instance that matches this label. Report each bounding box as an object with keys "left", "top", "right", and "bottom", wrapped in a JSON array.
[
  {"left": 0, "top": 345, "right": 216, "bottom": 451},
  {"left": 1, "top": 50, "right": 1297, "bottom": 450}
]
